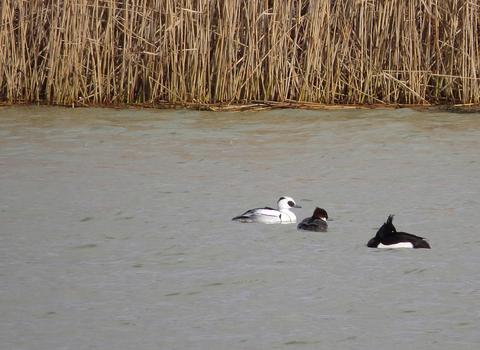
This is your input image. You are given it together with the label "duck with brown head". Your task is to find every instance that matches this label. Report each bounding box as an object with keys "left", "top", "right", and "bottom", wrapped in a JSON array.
[{"left": 297, "top": 207, "right": 329, "bottom": 232}]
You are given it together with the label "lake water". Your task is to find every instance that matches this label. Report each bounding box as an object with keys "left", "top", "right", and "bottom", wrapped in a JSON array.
[{"left": 1, "top": 106, "right": 480, "bottom": 349}]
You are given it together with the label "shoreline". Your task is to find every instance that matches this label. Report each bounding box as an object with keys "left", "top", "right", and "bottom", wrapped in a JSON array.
[{"left": 1, "top": 101, "right": 479, "bottom": 113}]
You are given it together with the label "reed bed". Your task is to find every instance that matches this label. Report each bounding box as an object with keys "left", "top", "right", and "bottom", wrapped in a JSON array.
[{"left": 0, "top": 0, "right": 479, "bottom": 107}]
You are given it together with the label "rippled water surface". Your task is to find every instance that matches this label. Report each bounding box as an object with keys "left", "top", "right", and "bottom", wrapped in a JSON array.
[{"left": 2, "top": 106, "right": 480, "bottom": 349}]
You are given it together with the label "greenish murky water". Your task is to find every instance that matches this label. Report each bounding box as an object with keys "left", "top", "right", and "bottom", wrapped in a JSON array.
[{"left": 1, "top": 106, "right": 480, "bottom": 349}]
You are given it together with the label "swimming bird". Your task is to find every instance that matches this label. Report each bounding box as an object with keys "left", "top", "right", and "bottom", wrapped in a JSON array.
[
  {"left": 297, "top": 207, "right": 329, "bottom": 232},
  {"left": 367, "top": 215, "right": 430, "bottom": 249},
  {"left": 231, "top": 196, "right": 301, "bottom": 223}
]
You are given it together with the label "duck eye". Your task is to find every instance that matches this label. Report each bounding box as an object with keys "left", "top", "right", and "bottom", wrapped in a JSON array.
[{"left": 288, "top": 201, "right": 295, "bottom": 207}]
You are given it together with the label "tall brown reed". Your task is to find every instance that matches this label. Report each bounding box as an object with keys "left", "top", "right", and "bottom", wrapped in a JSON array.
[{"left": 0, "top": 0, "right": 479, "bottom": 106}]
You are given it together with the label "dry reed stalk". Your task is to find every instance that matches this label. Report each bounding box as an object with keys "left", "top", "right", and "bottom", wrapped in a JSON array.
[{"left": 0, "top": 0, "right": 480, "bottom": 106}]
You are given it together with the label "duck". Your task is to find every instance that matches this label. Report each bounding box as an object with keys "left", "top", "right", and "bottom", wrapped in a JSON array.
[
  {"left": 232, "top": 196, "right": 301, "bottom": 224},
  {"left": 367, "top": 215, "right": 430, "bottom": 249},
  {"left": 297, "top": 207, "right": 329, "bottom": 232}
]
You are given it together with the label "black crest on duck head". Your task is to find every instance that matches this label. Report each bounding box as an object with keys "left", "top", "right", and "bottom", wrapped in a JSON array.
[{"left": 376, "top": 214, "right": 396, "bottom": 238}]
